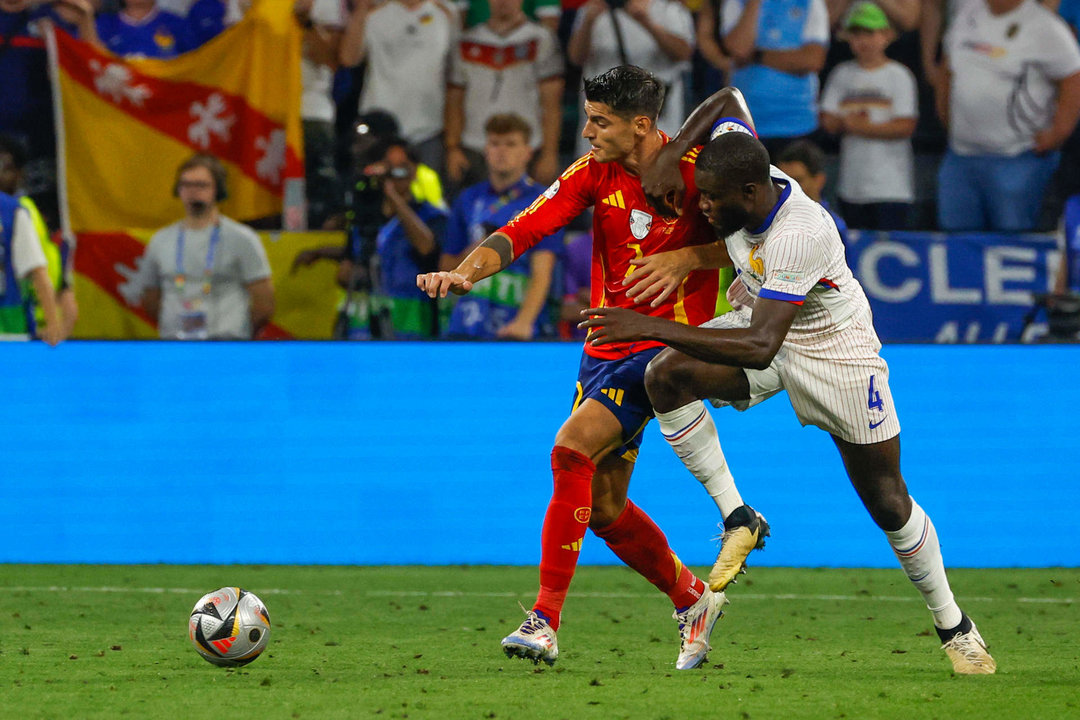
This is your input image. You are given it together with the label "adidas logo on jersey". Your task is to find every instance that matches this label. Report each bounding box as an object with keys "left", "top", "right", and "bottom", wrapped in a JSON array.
[
  {"left": 561, "top": 540, "right": 582, "bottom": 551},
  {"left": 602, "top": 191, "right": 626, "bottom": 209}
]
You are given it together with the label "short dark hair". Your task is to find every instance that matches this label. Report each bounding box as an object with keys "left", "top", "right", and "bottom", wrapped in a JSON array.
[
  {"left": 174, "top": 153, "right": 228, "bottom": 202},
  {"left": 0, "top": 134, "right": 27, "bottom": 170},
  {"left": 484, "top": 113, "right": 532, "bottom": 144},
  {"left": 776, "top": 140, "right": 826, "bottom": 177},
  {"left": 373, "top": 136, "right": 420, "bottom": 165},
  {"left": 697, "top": 132, "right": 771, "bottom": 187},
  {"left": 583, "top": 65, "right": 665, "bottom": 122}
]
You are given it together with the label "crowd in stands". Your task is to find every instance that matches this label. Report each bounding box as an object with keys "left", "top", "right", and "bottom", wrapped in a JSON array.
[{"left": 2, "top": 0, "right": 1080, "bottom": 341}]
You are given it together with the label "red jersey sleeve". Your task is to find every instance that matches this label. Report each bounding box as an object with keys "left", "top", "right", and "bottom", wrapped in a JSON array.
[{"left": 499, "top": 154, "right": 597, "bottom": 260}]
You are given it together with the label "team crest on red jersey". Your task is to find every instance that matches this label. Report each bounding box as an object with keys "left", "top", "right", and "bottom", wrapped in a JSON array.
[{"left": 629, "top": 209, "right": 652, "bottom": 240}]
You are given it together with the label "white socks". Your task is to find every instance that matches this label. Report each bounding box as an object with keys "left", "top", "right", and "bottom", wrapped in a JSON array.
[
  {"left": 655, "top": 401, "right": 743, "bottom": 520},
  {"left": 885, "top": 499, "right": 963, "bottom": 630}
]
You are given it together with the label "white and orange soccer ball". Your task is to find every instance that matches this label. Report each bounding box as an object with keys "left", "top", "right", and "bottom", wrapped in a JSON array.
[{"left": 188, "top": 587, "right": 271, "bottom": 667}]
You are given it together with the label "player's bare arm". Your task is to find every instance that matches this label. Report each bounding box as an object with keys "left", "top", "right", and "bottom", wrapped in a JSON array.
[
  {"left": 642, "top": 87, "right": 755, "bottom": 217},
  {"left": 579, "top": 297, "right": 797, "bottom": 370},
  {"left": 416, "top": 232, "right": 514, "bottom": 298},
  {"left": 623, "top": 241, "right": 734, "bottom": 307}
]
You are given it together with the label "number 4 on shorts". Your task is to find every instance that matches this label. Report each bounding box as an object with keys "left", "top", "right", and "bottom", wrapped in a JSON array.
[{"left": 868, "top": 375, "right": 884, "bottom": 412}]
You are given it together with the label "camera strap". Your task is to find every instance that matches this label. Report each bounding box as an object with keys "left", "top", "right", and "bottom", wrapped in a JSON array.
[{"left": 609, "top": 9, "right": 630, "bottom": 67}]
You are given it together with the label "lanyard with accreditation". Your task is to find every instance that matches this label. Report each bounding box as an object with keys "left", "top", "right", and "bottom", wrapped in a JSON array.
[{"left": 174, "top": 223, "right": 221, "bottom": 340}]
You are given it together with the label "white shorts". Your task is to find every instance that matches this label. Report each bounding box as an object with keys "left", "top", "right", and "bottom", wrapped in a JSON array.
[{"left": 703, "top": 309, "right": 901, "bottom": 444}]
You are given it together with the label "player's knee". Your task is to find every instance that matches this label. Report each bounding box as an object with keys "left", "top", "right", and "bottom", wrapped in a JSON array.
[
  {"left": 553, "top": 410, "right": 622, "bottom": 460},
  {"left": 866, "top": 476, "right": 911, "bottom": 531},
  {"left": 644, "top": 352, "right": 695, "bottom": 407}
]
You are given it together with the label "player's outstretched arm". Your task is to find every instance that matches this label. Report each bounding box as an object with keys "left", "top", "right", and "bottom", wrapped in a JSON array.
[
  {"left": 623, "top": 242, "right": 733, "bottom": 307},
  {"left": 417, "top": 232, "right": 514, "bottom": 298},
  {"left": 579, "top": 297, "right": 796, "bottom": 370},
  {"left": 643, "top": 86, "right": 755, "bottom": 217}
]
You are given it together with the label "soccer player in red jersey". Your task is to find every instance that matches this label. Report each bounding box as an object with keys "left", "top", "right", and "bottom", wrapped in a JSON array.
[{"left": 417, "top": 66, "right": 754, "bottom": 669}]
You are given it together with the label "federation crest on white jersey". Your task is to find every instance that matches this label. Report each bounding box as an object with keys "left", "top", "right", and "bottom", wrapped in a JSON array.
[{"left": 188, "top": 587, "right": 271, "bottom": 667}]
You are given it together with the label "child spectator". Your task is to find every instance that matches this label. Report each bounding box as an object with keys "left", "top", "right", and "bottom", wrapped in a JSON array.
[{"left": 820, "top": 1, "right": 916, "bottom": 230}]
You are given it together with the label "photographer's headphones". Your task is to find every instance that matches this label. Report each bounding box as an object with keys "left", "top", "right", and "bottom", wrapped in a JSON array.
[{"left": 173, "top": 153, "right": 229, "bottom": 203}]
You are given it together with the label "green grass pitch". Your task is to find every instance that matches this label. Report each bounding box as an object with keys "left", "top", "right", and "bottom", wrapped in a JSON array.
[{"left": 2, "top": 565, "right": 1077, "bottom": 720}]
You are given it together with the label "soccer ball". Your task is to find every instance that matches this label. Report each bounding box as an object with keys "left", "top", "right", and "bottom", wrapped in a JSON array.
[{"left": 188, "top": 587, "right": 271, "bottom": 667}]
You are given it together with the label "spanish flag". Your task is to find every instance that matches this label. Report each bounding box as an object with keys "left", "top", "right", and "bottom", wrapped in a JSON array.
[{"left": 46, "top": 0, "right": 304, "bottom": 233}]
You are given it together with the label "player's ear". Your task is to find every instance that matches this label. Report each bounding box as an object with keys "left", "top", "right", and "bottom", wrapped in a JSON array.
[{"left": 633, "top": 114, "right": 653, "bottom": 137}]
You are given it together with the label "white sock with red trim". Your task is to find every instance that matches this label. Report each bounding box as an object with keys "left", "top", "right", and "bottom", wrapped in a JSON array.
[
  {"left": 655, "top": 401, "right": 743, "bottom": 520},
  {"left": 885, "top": 499, "right": 962, "bottom": 629}
]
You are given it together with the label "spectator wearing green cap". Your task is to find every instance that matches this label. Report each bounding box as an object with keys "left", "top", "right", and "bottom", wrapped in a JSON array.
[{"left": 820, "top": 1, "right": 917, "bottom": 229}]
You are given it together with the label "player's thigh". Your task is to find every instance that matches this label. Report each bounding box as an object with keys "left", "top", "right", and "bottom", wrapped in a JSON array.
[
  {"left": 563, "top": 349, "right": 661, "bottom": 462},
  {"left": 779, "top": 323, "right": 901, "bottom": 444},
  {"left": 589, "top": 453, "right": 635, "bottom": 529},
  {"left": 644, "top": 346, "right": 752, "bottom": 412},
  {"left": 555, "top": 398, "right": 627, "bottom": 462}
]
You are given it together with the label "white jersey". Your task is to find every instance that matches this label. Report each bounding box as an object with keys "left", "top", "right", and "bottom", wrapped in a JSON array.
[
  {"left": 701, "top": 167, "right": 899, "bottom": 444},
  {"left": 723, "top": 166, "right": 874, "bottom": 345},
  {"left": 945, "top": 0, "right": 1080, "bottom": 156}
]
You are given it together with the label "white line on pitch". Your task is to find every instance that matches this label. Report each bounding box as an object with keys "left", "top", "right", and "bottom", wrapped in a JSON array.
[{"left": 0, "top": 586, "right": 1074, "bottom": 604}]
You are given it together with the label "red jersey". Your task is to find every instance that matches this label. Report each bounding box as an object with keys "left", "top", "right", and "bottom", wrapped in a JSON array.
[{"left": 499, "top": 142, "right": 719, "bottom": 359}]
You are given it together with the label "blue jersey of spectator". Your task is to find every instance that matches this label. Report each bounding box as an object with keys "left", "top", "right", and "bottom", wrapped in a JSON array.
[
  {"left": 443, "top": 175, "right": 563, "bottom": 339},
  {"left": 95, "top": 6, "right": 198, "bottom": 58},
  {"left": 721, "top": 0, "right": 830, "bottom": 139},
  {"left": 186, "top": 0, "right": 226, "bottom": 46}
]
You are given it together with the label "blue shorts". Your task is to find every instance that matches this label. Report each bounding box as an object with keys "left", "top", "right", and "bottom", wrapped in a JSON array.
[{"left": 571, "top": 347, "right": 663, "bottom": 462}]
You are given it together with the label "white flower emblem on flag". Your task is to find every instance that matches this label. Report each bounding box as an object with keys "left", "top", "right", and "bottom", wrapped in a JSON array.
[
  {"left": 255, "top": 129, "right": 287, "bottom": 185},
  {"left": 89, "top": 60, "right": 151, "bottom": 107},
  {"left": 188, "top": 93, "right": 235, "bottom": 148}
]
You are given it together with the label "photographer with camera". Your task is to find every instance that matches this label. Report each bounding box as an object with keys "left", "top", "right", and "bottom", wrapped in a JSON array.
[{"left": 293, "top": 138, "right": 447, "bottom": 339}]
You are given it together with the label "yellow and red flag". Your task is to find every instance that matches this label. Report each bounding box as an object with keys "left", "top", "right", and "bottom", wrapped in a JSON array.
[
  {"left": 47, "top": 0, "right": 304, "bottom": 231},
  {"left": 44, "top": 0, "right": 330, "bottom": 339}
]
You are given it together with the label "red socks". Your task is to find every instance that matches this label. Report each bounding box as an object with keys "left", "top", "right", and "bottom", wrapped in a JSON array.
[
  {"left": 594, "top": 500, "right": 705, "bottom": 610},
  {"left": 534, "top": 446, "right": 595, "bottom": 629}
]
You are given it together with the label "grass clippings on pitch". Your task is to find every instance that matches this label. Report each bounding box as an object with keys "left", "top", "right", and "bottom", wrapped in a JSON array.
[{"left": 1, "top": 565, "right": 1077, "bottom": 720}]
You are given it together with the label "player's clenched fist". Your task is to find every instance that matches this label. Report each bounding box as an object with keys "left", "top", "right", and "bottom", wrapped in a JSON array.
[{"left": 417, "top": 271, "right": 475, "bottom": 298}]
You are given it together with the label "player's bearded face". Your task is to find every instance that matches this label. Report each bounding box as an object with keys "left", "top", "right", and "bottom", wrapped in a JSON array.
[
  {"left": 697, "top": 171, "right": 751, "bottom": 238},
  {"left": 581, "top": 101, "right": 637, "bottom": 163}
]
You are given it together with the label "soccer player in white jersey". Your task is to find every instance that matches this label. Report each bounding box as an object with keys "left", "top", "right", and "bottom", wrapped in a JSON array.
[{"left": 580, "top": 130, "right": 997, "bottom": 675}]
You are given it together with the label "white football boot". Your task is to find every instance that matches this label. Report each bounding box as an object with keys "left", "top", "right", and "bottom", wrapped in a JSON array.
[
  {"left": 501, "top": 610, "right": 559, "bottom": 666},
  {"left": 674, "top": 587, "right": 729, "bottom": 670}
]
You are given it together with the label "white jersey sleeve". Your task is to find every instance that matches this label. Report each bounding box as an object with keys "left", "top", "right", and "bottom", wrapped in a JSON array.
[
  {"left": 759, "top": 229, "right": 830, "bottom": 304},
  {"left": 11, "top": 208, "right": 46, "bottom": 279}
]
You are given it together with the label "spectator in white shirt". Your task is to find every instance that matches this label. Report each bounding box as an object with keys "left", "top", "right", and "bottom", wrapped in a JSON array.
[{"left": 935, "top": 0, "right": 1080, "bottom": 231}]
